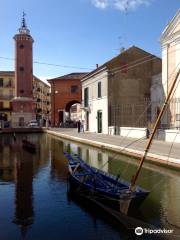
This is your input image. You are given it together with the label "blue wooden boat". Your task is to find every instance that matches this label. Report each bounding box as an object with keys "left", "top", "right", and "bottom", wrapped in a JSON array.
[{"left": 64, "top": 151, "right": 149, "bottom": 215}]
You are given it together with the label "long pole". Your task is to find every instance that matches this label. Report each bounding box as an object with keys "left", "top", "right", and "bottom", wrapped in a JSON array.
[{"left": 130, "top": 69, "right": 180, "bottom": 191}]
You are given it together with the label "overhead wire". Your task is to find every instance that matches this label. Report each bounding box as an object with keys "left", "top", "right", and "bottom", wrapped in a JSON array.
[
  {"left": 0, "top": 56, "right": 93, "bottom": 71},
  {"left": 0, "top": 45, "right": 180, "bottom": 74}
]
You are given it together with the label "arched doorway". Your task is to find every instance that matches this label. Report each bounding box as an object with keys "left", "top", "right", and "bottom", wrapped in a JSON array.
[{"left": 59, "top": 100, "right": 81, "bottom": 127}]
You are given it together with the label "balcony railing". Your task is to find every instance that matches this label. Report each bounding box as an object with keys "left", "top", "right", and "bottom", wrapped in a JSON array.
[{"left": 0, "top": 95, "right": 14, "bottom": 100}]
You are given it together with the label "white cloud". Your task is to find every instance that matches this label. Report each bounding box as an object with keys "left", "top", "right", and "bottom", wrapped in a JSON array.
[
  {"left": 92, "top": 0, "right": 151, "bottom": 11},
  {"left": 92, "top": 0, "right": 109, "bottom": 9}
]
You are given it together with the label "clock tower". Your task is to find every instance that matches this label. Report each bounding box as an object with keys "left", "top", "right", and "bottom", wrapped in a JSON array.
[{"left": 12, "top": 13, "right": 35, "bottom": 126}]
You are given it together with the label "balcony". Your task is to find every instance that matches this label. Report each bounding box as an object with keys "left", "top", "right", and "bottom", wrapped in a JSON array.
[
  {"left": 4, "top": 83, "right": 14, "bottom": 88},
  {"left": 0, "top": 95, "right": 14, "bottom": 100}
]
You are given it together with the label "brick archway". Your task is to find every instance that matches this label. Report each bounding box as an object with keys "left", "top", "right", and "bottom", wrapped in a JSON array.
[
  {"left": 65, "top": 100, "right": 80, "bottom": 112},
  {"left": 48, "top": 72, "right": 87, "bottom": 127}
]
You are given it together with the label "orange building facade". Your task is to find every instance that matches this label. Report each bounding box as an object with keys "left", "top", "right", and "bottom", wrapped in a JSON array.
[{"left": 48, "top": 73, "right": 87, "bottom": 127}]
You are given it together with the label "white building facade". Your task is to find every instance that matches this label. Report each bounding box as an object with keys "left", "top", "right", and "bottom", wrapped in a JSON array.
[
  {"left": 81, "top": 67, "right": 109, "bottom": 134},
  {"left": 161, "top": 9, "right": 180, "bottom": 128}
]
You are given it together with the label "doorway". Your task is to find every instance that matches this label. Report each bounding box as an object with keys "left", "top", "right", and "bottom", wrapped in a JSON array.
[
  {"left": 59, "top": 111, "right": 64, "bottom": 125},
  {"left": 19, "top": 117, "right": 24, "bottom": 127}
]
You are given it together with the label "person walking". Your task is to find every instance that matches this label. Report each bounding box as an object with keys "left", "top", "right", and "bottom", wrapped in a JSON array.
[{"left": 77, "top": 120, "right": 81, "bottom": 133}]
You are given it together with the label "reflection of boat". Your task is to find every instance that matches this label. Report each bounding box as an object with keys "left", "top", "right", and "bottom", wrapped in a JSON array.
[
  {"left": 22, "top": 139, "right": 36, "bottom": 152},
  {"left": 67, "top": 190, "right": 154, "bottom": 230},
  {"left": 64, "top": 151, "right": 149, "bottom": 215}
]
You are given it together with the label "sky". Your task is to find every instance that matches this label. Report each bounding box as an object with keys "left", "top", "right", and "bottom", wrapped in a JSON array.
[{"left": 0, "top": 0, "right": 179, "bottom": 83}]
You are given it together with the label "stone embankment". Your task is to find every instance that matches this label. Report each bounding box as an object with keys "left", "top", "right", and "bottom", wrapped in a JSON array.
[{"left": 46, "top": 128, "right": 180, "bottom": 169}]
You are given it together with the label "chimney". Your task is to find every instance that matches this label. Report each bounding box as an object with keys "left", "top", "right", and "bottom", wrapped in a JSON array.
[{"left": 96, "top": 64, "right": 99, "bottom": 68}]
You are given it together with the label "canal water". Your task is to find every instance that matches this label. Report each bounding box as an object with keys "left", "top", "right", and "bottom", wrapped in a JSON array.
[{"left": 0, "top": 133, "right": 180, "bottom": 240}]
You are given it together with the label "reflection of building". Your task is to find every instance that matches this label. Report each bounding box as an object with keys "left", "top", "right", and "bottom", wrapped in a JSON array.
[
  {"left": 161, "top": 179, "right": 180, "bottom": 231},
  {"left": 13, "top": 153, "right": 34, "bottom": 237},
  {"left": 81, "top": 46, "right": 161, "bottom": 133},
  {"left": 0, "top": 72, "right": 50, "bottom": 124},
  {"left": 50, "top": 136, "right": 68, "bottom": 179},
  {"left": 0, "top": 139, "right": 15, "bottom": 182},
  {"left": 63, "top": 142, "right": 108, "bottom": 172},
  {"left": 47, "top": 72, "right": 87, "bottom": 127},
  {"left": 161, "top": 9, "right": 180, "bottom": 128}
]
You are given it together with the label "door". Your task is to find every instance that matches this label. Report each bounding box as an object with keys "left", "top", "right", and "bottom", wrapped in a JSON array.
[
  {"left": 59, "top": 111, "right": 64, "bottom": 125},
  {"left": 19, "top": 117, "right": 24, "bottom": 127},
  {"left": 97, "top": 110, "right": 102, "bottom": 133}
]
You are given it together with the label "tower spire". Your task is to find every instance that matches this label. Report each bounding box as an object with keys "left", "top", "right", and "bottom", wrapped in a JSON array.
[
  {"left": 22, "top": 11, "right": 26, "bottom": 28},
  {"left": 18, "top": 12, "right": 30, "bottom": 34}
]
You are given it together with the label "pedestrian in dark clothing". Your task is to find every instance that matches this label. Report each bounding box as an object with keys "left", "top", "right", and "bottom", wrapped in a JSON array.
[{"left": 77, "top": 120, "right": 81, "bottom": 133}]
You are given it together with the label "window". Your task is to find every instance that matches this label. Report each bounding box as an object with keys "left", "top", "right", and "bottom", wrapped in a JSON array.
[
  {"left": 84, "top": 87, "right": 89, "bottom": 107},
  {"left": 71, "top": 85, "right": 78, "bottom": 94},
  {"left": 8, "top": 78, "right": 12, "bottom": 87},
  {"left": 176, "top": 114, "right": 180, "bottom": 121},
  {"left": 9, "top": 89, "right": 14, "bottom": 98},
  {"left": 19, "top": 67, "right": 24, "bottom": 71},
  {"left": 3, "top": 101, "right": 10, "bottom": 109},
  {"left": 98, "top": 82, "right": 101, "bottom": 98},
  {"left": 0, "top": 78, "right": 3, "bottom": 87},
  {"left": 19, "top": 44, "right": 24, "bottom": 49}
]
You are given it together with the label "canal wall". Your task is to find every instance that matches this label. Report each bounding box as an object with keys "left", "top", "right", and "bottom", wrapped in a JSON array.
[
  {"left": 46, "top": 129, "right": 180, "bottom": 170},
  {"left": 0, "top": 127, "right": 45, "bottom": 133}
]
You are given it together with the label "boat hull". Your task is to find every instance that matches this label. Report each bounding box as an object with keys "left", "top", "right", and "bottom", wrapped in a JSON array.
[{"left": 68, "top": 173, "right": 149, "bottom": 215}]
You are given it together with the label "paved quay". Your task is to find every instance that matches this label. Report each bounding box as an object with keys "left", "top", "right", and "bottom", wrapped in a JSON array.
[{"left": 46, "top": 128, "right": 180, "bottom": 169}]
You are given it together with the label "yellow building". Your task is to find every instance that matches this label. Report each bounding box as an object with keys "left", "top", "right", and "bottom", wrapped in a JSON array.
[
  {"left": 33, "top": 76, "right": 51, "bottom": 123},
  {"left": 0, "top": 71, "right": 51, "bottom": 125}
]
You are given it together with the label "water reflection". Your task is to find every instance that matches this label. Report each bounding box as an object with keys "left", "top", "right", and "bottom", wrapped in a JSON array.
[
  {"left": 50, "top": 137, "right": 68, "bottom": 181},
  {"left": 0, "top": 133, "right": 179, "bottom": 240},
  {"left": 13, "top": 153, "right": 34, "bottom": 238},
  {"left": 64, "top": 142, "right": 109, "bottom": 172},
  {"left": 62, "top": 139, "right": 180, "bottom": 234}
]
